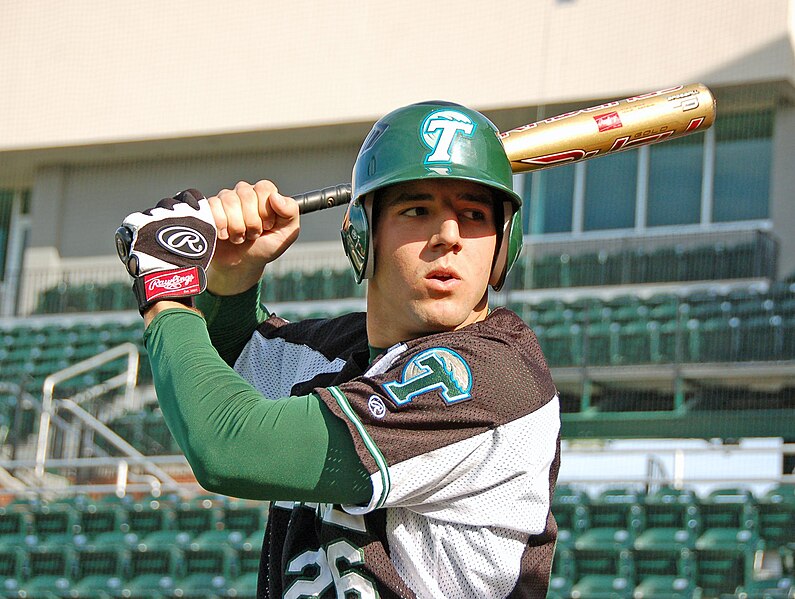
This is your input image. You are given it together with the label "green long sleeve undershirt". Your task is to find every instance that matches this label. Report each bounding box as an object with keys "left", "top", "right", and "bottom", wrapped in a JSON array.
[{"left": 143, "top": 307, "right": 372, "bottom": 504}]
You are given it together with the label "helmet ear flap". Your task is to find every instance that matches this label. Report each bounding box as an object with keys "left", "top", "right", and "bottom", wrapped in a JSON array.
[
  {"left": 490, "top": 202, "right": 524, "bottom": 291},
  {"left": 340, "top": 193, "right": 375, "bottom": 283}
]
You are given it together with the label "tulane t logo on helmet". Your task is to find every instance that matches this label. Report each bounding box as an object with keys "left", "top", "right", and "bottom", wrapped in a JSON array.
[{"left": 421, "top": 110, "right": 477, "bottom": 165}]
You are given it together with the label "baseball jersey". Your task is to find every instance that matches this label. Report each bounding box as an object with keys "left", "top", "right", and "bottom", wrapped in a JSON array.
[{"left": 231, "top": 307, "right": 561, "bottom": 599}]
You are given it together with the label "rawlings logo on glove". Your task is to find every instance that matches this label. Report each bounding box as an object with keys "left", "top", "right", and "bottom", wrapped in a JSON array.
[{"left": 115, "top": 189, "right": 216, "bottom": 313}]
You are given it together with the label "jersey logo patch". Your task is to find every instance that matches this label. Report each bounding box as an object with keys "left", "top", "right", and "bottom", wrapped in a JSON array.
[
  {"left": 421, "top": 109, "right": 476, "bottom": 166},
  {"left": 382, "top": 347, "right": 473, "bottom": 407}
]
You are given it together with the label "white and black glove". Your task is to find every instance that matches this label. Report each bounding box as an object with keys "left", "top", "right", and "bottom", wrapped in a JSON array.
[{"left": 115, "top": 189, "right": 216, "bottom": 313}]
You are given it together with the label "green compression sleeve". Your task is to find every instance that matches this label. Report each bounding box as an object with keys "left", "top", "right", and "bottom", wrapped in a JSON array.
[
  {"left": 143, "top": 308, "right": 373, "bottom": 504},
  {"left": 195, "top": 283, "right": 267, "bottom": 366}
]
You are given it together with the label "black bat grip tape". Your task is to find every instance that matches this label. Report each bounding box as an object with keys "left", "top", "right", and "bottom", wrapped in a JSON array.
[{"left": 294, "top": 184, "right": 352, "bottom": 214}]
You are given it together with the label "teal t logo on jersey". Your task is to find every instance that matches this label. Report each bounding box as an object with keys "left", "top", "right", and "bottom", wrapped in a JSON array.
[
  {"left": 382, "top": 348, "right": 473, "bottom": 407},
  {"left": 421, "top": 110, "right": 476, "bottom": 164}
]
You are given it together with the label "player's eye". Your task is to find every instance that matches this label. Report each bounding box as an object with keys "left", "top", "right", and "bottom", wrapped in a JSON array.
[
  {"left": 462, "top": 209, "right": 487, "bottom": 222},
  {"left": 401, "top": 206, "right": 428, "bottom": 217}
]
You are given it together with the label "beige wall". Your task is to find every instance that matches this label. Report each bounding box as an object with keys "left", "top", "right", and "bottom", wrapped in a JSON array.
[{"left": 1, "top": 0, "right": 793, "bottom": 153}]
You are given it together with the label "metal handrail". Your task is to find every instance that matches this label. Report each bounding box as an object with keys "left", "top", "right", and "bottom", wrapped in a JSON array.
[
  {"left": 56, "top": 399, "right": 184, "bottom": 495},
  {"left": 34, "top": 342, "right": 139, "bottom": 478}
]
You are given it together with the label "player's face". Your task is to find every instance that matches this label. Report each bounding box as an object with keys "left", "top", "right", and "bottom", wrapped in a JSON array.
[{"left": 366, "top": 179, "right": 497, "bottom": 348}]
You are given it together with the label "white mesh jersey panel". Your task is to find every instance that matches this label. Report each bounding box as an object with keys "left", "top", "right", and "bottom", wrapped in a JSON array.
[
  {"left": 343, "top": 396, "right": 560, "bottom": 598},
  {"left": 233, "top": 332, "right": 347, "bottom": 399}
]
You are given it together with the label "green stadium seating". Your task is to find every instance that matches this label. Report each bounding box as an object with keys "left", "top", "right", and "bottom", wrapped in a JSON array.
[
  {"left": 225, "top": 571, "right": 259, "bottom": 599},
  {"left": 569, "top": 574, "right": 635, "bottom": 599},
  {"left": 538, "top": 323, "right": 582, "bottom": 367},
  {"left": 633, "top": 528, "right": 696, "bottom": 580},
  {"left": 694, "top": 527, "right": 762, "bottom": 598},
  {"left": 30, "top": 501, "right": 82, "bottom": 540},
  {"left": 77, "top": 499, "right": 128, "bottom": 540},
  {"left": 175, "top": 496, "right": 223, "bottom": 536},
  {"left": 756, "top": 485, "right": 795, "bottom": 550},
  {"left": 0, "top": 546, "right": 27, "bottom": 591},
  {"left": 124, "top": 497, "right": 177, "bottom": 537},
  {"left": 699, "top": 487, "right": 758, "bottom": 532},
  {"left": 687, "top": 316, "right": 741, "bottom": 362},
  {"left": 585, "top": 321, "right": 621, "bottom": 366},
  {"left": 644, "top": 486, "right": 701, "bottom": 532},
  {"left": 573, "top": 527, "right": 635, "bottom": 585},
  {"left": 739, "top": 315, "right": 786, "bottom": 361},
  {"left": 75, "top": 542, "right": 130, "bottom": 594},
  {"left": 236, "top": 529, "right": 264, "bottom": 575},
  {"left": 589, "top": 488, "right": 645, "bottom": 534},
  {"left": 632, "top": 574, "right": 696, "bottom": 599},
  {"left": 552, "top": 486, "right": 591, "bottom": 539},
  {"left": 123, "top": 535, "right": 185, "bottom": 598},
  {"left": 222, "top": 499, "right": 268, "bottom": 536}
]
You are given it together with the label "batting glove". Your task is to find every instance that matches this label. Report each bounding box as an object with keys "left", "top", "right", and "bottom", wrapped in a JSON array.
[{"left": 115, "top": 189, "right": 216, "bottom": 313}]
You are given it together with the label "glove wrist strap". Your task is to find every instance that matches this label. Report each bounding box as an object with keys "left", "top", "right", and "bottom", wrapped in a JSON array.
[{"left": 132, "top": 266, "right": 207, "bottom": 314}]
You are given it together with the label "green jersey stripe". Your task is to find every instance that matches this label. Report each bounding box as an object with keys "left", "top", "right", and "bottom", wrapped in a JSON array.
[{"left": 329, "top": 386, "right": 391, "bottom": 509}]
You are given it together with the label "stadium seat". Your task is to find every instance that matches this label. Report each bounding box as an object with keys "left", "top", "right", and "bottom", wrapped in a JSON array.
[
  {"left": 531, "top": 254, "right": 564, "bottom": 289},
  {"left": 222, "top": 499, "right": 268, "bottom": 536},
  {"left": 77, "top": 498, "right": 128, "bottom": 540},
  {"left": 0, "top": 546, "right": 27, "bottom": 592},
  {"left": 589, "top": 488, "right": 645, "bottom": 533},
  {"left": 616, "top": 320, "right": 657, "bottom": 364},
  {"left": 123, "top": 535, "right": 185, "bottom": 598},
  {"left": 551, "top": 485, "right": 591, "bottom": 539},
  {"left": 631, "top": 574, "right": 696, "bottom": 599},
  {"left": 687, "top": 316, "right": 741, "bottom": 362},
  {"left": 569, "top": 574, "right": 635, "bottom": 599},
  {"left": 585, "top": 321, "right": 621, "bottom": 366},
  {"left": 756, "top": 485, "right": 795, "bottom": 550},
  {"left": 573, "top": 527, "right": 635, "bottom": 581},
  {"left": 74, "top": 542, "right": 130, "bottom": 597},
  {"left": 538, "top": 323, "right": 582, "bottom": 367},
  {"left": 17, "top": 544, "right": 78, "bottom": 597},
  {"left": 175, "top": 496, "right": 224, "bottom": 536},
  {"left": 648, "top": 245, "right": 686, "bottom": 283},
  {"left": 225, "top": 571, "right": 259, "bottom": 599},
  {"left": 124, "top": 497, "right": 177, "bottom": 537},
  {"left": 699, "top": 487, "right": 759, "bottom": 532},
  {"left": 547, "top": 573, "right": 575, "bottom": 599},
  {"left": 0, "top": 504, "right": 33, "bottom": 540},
  {"left": 569, "top": 252, "right": 605, "bottom": 287},
  {"left": 236, "top": 529, "right": 265, "bottom": 575},
  {"left": 644, "top": 486, "right": 701, "bottom": 532},
  {"left": 738, "top": 315, "right": 786, "bottom": 361},
  {"left": 633, "top": 527, "right": 696, "bottom": 580},
  {"left": 30, "top": 501, "right": 82, "bottom": 540},
  {"left": 694, "top": 527, "right": 762, "bottom": 598},
  {"left": 682, "top": 243, "right": 718, "bottom": 282}
]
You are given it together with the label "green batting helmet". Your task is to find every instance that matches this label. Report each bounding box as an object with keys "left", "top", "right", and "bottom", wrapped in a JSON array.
[{"left": 340, "top": 101, "right": 523, "bottom": 291}]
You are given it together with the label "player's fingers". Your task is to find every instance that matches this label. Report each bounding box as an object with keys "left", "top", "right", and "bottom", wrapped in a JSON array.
[
  {"left": 207, "top": 194, "right": 229, "bottom": 240},
  {"left": 252, "top": 180, "right": 285, "bottom": 230},
  {"left": 218, "top": 187, "right": 248, "bottom": 245},
  {"left": 235, "top": 181, "right": 265, "bottom": 240}
]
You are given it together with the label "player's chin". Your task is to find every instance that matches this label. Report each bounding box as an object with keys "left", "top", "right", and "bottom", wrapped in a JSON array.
[{"left": 413, "top": 299, "right": 480, "bottom": 333}]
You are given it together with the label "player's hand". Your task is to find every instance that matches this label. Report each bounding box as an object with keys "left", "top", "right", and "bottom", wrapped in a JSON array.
[
  {"left": 206, "top": 180, "right": 300, "bottom": 295},
  {"left": 115, "top": 189, "right": 216, "bottom": 313}
]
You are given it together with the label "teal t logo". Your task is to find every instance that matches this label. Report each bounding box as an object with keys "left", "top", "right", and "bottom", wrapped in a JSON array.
[
  {"left": 421, "top": 110, "right": 476, "bottom": 164},
  {"left": 382, "top": 348, "right": 473, "bottom": 407}
]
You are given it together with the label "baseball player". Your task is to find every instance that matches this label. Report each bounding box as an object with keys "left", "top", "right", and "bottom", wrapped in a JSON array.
[{"left": 116, "top": 101, "right": 561, "bottom": 598}]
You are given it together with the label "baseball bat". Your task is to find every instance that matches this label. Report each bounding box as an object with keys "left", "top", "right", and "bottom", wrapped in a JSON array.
[{"left": 295, "top": 82, "right": 715, "bottom": 214}]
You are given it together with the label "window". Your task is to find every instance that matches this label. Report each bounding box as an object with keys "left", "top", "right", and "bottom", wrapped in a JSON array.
[
  {"left": 647, "top": 133, "right": 704, "bottom": 227},
  {"left": 0, "top": 190, "right": 13, "bottom": 281},
  {"left": 584, "top": 150, "right": 637, "bottom": 231},
  {"left": 525, "top": 163, "right": 575, "bottom": 234},
  {"left": 712, "top": 111, "right": 772, "bottom": 222}
]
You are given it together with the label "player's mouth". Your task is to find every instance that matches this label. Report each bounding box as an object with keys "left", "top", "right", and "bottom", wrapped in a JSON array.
[{"left": 425, "top": 268, "right": 461, "bottom": 291}]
